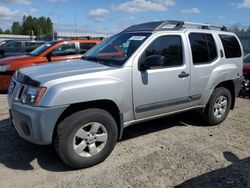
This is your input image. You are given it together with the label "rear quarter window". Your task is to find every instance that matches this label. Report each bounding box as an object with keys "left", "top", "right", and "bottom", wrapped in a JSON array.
[{"left": 219, "top": 34, "right": 242, "bottom": 58}]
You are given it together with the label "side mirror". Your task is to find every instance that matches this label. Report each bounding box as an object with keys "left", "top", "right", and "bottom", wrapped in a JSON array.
[
  {"left": 139, "top": 55, "right": 166, "bottom": 71},
  {"left": 46, "top": 51, "right": 53, "bottom": 62}
]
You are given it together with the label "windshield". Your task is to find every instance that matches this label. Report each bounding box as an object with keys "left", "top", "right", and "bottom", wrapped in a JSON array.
[
  {"left": 29, "top": 41, "right": 57, "bottom": 56},
  {"left": 0, "top": 40, "right": 10, "bottom": 47},
  {"left": 244, "top": 54, "right": 250, "bottom": 63},
  {"left": 83, "top": 33, "right": 151, "bottom": 66}
]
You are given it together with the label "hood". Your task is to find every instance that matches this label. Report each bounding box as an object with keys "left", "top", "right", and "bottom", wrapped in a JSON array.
[
  {"left": 243, "top": 63, "right": 250, "bottom": 75},
  {"left": 19, "top": 59, "right": 115, "bottom": 84},
  {"left": 0, "top": 55, "right": 34, "bottom": 65}
]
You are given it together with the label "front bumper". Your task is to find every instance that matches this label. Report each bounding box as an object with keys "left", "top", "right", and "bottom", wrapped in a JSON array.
[
  {"left": 10, "top": 102, "right": 68, "bottom": 145},
  {"left": 0, "top": 75, "right": 12, "bottom": 91}
]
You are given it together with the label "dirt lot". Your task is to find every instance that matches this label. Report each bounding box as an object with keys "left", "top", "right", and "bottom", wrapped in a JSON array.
[{"left": 0, "top": 94, "right": 249, "bottom": 188}]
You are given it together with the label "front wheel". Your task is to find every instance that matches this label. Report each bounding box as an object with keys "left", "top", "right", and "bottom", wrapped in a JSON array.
[
  {"left": 55, "top": 108, "right": 118, "bottom": 169},
  {"left": 203, "top": 87, "right": 232, "bottom": 125}
]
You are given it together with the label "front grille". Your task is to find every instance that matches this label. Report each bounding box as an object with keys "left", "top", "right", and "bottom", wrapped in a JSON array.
[{"left": 17, "top": 85, "right": 25, "bottom": 100}]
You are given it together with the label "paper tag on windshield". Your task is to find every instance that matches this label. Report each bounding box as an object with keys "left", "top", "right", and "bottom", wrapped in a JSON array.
[{"left": 129, "top": 36, "right": 146, "bottom": 41}]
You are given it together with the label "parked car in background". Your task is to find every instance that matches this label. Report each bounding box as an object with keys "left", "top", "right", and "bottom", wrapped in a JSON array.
[
  {"left": 0, "top": 40, "right": 46, "bottom": 58},
  {"left": 8, "top": 20, "right": 243, "bottom": 169},
  {"left": 240, "top": 54, "right": 250, "bottom": 96},
  {"left": 243, "top": 54, "right": 250, "bottom": 79},
  {"left": 0, "top": 39, "right": 101, "bottom": 91}
]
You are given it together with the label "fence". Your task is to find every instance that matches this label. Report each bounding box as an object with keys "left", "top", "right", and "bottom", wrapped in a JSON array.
[
  {"left": 0, "top": 32, "right": 111, "bottom": 42},
  {"left": 0, "top": 34, "right": 34, "bottom": 41},
  {"left": 236, "top": 32, "right": 250, "bottom": 55}
]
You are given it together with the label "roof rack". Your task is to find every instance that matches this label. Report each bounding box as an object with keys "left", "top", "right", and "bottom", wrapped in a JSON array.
[
  {"left": 120, "top": 20, "right": 227, "bottom": 33},
  {"left": 183, "top": 22, "right": 227, "bottom": 31}
]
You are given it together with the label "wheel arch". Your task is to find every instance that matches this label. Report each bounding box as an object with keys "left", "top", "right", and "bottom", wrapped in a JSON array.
[
  {"left": 53, "top": 99, "right": 123, "bottom": 142},
  {"left": 214, "top": 80, "right": 236, "bottom": 109}
]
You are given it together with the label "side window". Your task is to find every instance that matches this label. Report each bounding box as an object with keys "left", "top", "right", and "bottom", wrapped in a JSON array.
[
  {"left": 219, "top": 35, "right": 242, "bottom": 58},
  {"left": 52, "top": 42, "right": 76, "bottom": 56},
  {"left": 25, "top": 42, "right": 42, "bottom": 52},
  {"left": 189, "top": 33, "right": 217, "bottom": 64},
  {"left": 5, "top": 41, "right": 22, "bottom": 52},
  {"left": 145, "top": 35, "right": 183, "bottom": 67},
  {"left": 80, "top": 43, "right": 96, "bottom": 54},
  {"left": 206, "top": 34, "right": 217, "bottom": 61}
]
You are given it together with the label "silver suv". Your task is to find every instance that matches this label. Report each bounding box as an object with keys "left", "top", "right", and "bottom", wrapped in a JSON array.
[{"left": 8, "top": 20, "right": 243, "bottom": 169}]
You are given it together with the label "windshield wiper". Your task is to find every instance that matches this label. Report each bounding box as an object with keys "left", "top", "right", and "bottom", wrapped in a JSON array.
[
  {"left": 82, "top": 56, "right": 112, "bottom": 65},
  {"left": 27, "top": 53, "right": 35, "bottom": 56}
]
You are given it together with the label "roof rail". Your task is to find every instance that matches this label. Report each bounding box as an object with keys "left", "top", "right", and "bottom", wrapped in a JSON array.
[
  {"left": 183, "top": 22, "right": 227, "bottom": 31},
  {"left": 120, "top": 20, "right": 227, "bottom": 33}
]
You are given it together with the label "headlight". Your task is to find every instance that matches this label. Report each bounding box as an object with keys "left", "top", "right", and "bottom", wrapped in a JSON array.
[
  {"left": 21, "top": 86, "right": 47, "bottom": 106},
  {"left": 0, "top": 65, "right": 10, "bottom": 72}
]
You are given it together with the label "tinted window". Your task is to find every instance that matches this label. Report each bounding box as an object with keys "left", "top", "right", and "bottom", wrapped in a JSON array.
[
  {"left": 5, "top": 41, "right": 22, "bottom": 52},
  {"left": 25, "top": 42, "right": 44, "bottom": 52},
  {"left": 145, "top": 35, "right": 183, "bottom": 67},
  {"left": 84, "top": 33, "right": 150, "bottom": 66},
  {"left": 80, "top": 43, "right": 96, "bottom": 54},
  {"left": 29, "top": 41, "right": 57, "bottom": 56},
  {"left": 206, "top": 34, "right": 217, "bottom": 61},
  {"left": 219, "top": 35, "right": 241, "bottom": 58},
  {"left": 244, "top": 54, "right": 250, "bottom": 63},
  {"left": 52, "top": 42, "right": 76, "bottom": 56},
  {"left": 189, "top": 33, "right": 217, "bottom": 64}
]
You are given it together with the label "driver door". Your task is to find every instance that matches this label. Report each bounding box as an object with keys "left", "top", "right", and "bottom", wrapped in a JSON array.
[
  {"left": 133, "top": 34, "right": 191, "bottom": 119},
  {"left": 50, "top": 42, "right": 81, "bottom": 62}
]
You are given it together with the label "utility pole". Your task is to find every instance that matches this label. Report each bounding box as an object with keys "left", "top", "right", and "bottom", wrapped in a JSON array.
[
  {"left": 52, "top": 23, "right": 54, "bottom": 41},
  {"left": 74, "top": 12, "right": 77, "bottom": 33}
]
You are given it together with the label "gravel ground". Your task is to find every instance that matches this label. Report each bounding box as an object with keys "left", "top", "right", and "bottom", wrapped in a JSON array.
[{"left": 0, "top": 94, "right": 249, "bottom": 188}]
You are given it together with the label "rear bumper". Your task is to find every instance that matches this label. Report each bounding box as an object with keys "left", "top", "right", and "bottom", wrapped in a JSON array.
[
  {"left": 233, "top": 77, "right": 243, "bottom": 96},
  {"left": 10, "top": 102, "right": 68, "bottom": 145}
]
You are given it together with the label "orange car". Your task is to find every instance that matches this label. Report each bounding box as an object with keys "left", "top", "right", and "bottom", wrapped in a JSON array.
[{"left": 0, "top": 39, "right": 101, "bottom": 91}]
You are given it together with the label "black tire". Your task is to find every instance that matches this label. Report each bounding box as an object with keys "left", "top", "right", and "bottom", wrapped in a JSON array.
[
  {"left": 55, "top": 108, "right": 118, "bottom": 169},
  {"left": 0, "top": 53, "right": 3, "bottom": 58},
  {"left": 203, "top": 87, "right": 232, "bottom": 126}
]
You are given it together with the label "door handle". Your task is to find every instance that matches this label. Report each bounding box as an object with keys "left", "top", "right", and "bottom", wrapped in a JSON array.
[{"left": 178, "top": 71, "right": 190, "bottom": 78}]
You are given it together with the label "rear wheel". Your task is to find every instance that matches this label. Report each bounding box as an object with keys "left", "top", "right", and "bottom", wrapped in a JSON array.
[
  {"left": 203, "top": 87, "right": 232, "bottom": 125},
  {"left": 55, "top": 108, "right": 118, "bottom": 169}
]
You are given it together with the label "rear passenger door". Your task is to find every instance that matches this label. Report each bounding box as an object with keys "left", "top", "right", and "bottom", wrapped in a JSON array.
[
  {"left": 188, "top": 32, "right": 220, "bottom": 105},
  {"left": 133, "top": 34, "right": 191, "bottom": 119}
]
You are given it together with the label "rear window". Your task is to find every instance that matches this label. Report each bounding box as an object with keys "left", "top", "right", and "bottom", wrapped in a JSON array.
[
  {"left": 189, "top": 33, "right": 217, "bottom": 64},
  {"left": 219, "top": 34, "right": 241, "bottom": 58}
]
